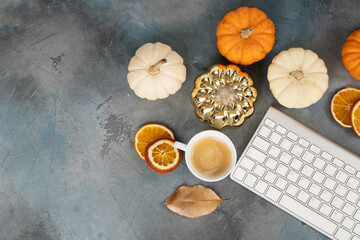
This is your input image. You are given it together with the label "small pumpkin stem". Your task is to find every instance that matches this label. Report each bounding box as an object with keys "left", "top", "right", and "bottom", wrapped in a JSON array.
[
  {"left": 289, "top": 70, "right": 304, "bottom": 81},
  {"left": 149, "top": 59, "right": 167, "bottom": 75},
  {"left": 240, "top": 28, "right": 254, "bottom": 39}
]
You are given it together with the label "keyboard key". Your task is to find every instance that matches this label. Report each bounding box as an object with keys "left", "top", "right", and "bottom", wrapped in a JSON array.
[
  {"left": 269, "top": 132, "right": 282, "bottom": 144},
  {"left": 355, "top": 224, "right": 360, "bottom": 235},
  {"left": 254, "top": 180, "right": 268, "bottom": 194},
  {"left": 301, "top": 165, "right": 314, "bottom": 177},
  {"left": 264, "top": 172, "right": 277, "bottom": 184},
  {"left": 352, "top": 236, "right": 360, "bottom": 240},
  {"left": 343, "top": 203, "right": 355, "bottom": 216},
  {"left": 309, "top": 183, "right": 321, "bottom": 196},
  {"left": 323, "top": 178, "right": 336, "bottom": 190},
  {"left": 356, "top": 171, "right": 360, "bottom": 179},
  {"left": 287, "top": 131, "right": 298, "bottom": 141},
  {"left": 240, "top": 157, "right": 256, "bottom": 171},
  {"left": 265, "top": 158, "right": 277, "bottom": 170},
  {"left": 265, "top": 186, "right": 281, "bottom": 202},
  {"left": 276, "top": 164, "right": 288, "bottom": 176},
  {"left": 324, "top": 164, "right": 337, "bottom": 176},
  {"left": 313, "top": 157, "right": 325, "bottom": 170},
  {"left": 298, "top": 177, "right": 310, "bottom": 189},
  {"left": 247, "top": 147, "right": 266, "bottom": 163},
  {"left": 269, "top": 146, "right": 281, "bottom": 158},
  {"left": 320, "top": 190, "right": 333, "bottom": 202},
  {"left": 345, "top": 191, "right": 359, "bottom": 204},
  {"left": 319, "top": 203, "right": 332, "bottom": 216},
  {"left": 253, "top": 136, "right": 270, "bottom": 152},
  {"left": 308, "top": 197, "right": 321, "bottom": 210},
  {"left": 309, "top": 144, "right": 321, "bottom": 154},
  {"left": 342, "top": 217, "right": 355, "bottom": 230},
  {"left": 264, "top": 118, "right": 275, "bottom": 128},
  {"left": 291, "top": 145, "right": 304, "bottom": 157},
  {"left": 330, "top": 210, "right": 344, "bottom": 223},
  {"left": 280, "top": 138, "right": 292, "bottom": 151},
  {"left": 354, "top": 210, "right": 360, "bottom": 221},
  {"left": 312, "top": 172, "right": 325, "bottom": 184},
  {"left": 275, "top": 125, "right": 287, "bottom": 134},
  {"left": 244, "top": 173, "right": 257, "bottom": 187},
  {"left": 297, "top": 190, "right": 310, "bottom": 203},
  {"left": 333, "top": 158, "right": 344, "bottom": 168},
  {"left": 253, "top": 165, "right": 266, "bottom": 177},
  {"left": 344, "top": 165, "right": 356, "bottom": 175},
  {"left": 347, "top": 177, "right": 359, "bottom": 190},
  {"left": 233, "top": 167, "right": 246, "bottom": 181},
  {"left": 279, "top": 152, "right": 292, "bottom": 164},
  {"left": 321, "top": 151, "right": 332, "bottom": 161},
  {"left": 302, "top": 151, "right": 315, "bottom": 163},
  {"left": 335, "top": 185, "right": 347, "bottom": 197},
  {"left": 331, "top": 196, "right": 344, "bottom": 209},
  {"left": 286, "top": 184, "right": 299, "bottom": 196},
  {"left": 279, "top": 195, "right": 336, "bottom": 235},
  {"left": 290, "top": 158, "right": 302, "bottom": 171},
  {"left": 275, "top": 177, "right": 288, "bottom": 190},
  {"left": 335, "top": 171, "right": 349, "bottom": 183},
  {"left": 335, "top": 228, "right": 351, "bottom": 240},
  {"left": 298, "top": 138, "right": 309, "bottom": 148},
  {"left": 258, "top": 126, "right": 271, "bottom": 138},
  {"left": 287, "top": 170, "right": 299, "bottom": 183}
]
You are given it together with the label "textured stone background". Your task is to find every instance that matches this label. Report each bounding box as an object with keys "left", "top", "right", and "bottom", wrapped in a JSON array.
[{"left": 0, "top": 0, "right": 359, "bottom": 239}]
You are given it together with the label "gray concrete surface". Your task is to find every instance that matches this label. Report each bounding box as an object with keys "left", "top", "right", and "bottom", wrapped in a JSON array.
[{"left": 0, "top": 0, "right": 359, "bottom": 239}]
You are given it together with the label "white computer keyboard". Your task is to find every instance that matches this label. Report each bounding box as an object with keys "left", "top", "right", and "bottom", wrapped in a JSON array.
[{"left": 230, "top": 106, "right": 360, "bottom": 240}]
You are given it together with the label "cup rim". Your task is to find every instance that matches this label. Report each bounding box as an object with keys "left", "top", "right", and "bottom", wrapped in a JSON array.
[{"left": 185, "top": 130, "right": 236, "bottom": 182}]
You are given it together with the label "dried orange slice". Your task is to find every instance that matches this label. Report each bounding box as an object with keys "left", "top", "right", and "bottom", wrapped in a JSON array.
[
  {"left": 330, "top": 87, "right": 360, "bottom": 128},
  {"left": 145, "top": 138, "right": 181, "bottom": 174},
  {"left": 351, "top": 100, "right": 360, "bottom": 137},
  {"left": 134, "top": 124, "right": 175, "bottom": 160}
]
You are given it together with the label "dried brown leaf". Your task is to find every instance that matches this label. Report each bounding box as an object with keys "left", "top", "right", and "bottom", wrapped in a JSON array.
[{"left": 165, "top": 185, "right": 229, "bottom": 218}]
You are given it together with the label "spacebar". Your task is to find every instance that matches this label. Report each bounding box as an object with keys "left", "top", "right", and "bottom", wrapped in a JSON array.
[{"left": 279, "top": 195, "right": 337, "bottom": 235}]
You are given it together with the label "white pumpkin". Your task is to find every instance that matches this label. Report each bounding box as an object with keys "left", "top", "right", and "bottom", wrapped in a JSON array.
[
  {"left": 267, "top": 48, "right": 329, "bottom": 108},
  {"left": 127, "top": 42, "right": 186, "bottom": 100}
]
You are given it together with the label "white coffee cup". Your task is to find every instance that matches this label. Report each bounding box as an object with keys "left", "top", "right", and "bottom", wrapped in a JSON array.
[{"left": 174, "top": 130, "right": 237, "bottom": 182}]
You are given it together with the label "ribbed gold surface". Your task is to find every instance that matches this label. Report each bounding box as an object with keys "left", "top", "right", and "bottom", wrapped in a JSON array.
[{"left": 191, "top": 65, "right": 257, "bottom": 129}]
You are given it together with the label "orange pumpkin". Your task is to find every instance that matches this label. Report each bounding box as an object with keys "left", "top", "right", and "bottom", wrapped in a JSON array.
[
  {"left": 216, "top": 64, "right": 242, "bottom": 73},
  {"left": 216, "top": 7, "right": 275, "bottom": 65},
  {"left": 342, "top": 29, "right": 360, "bottom": 81}
]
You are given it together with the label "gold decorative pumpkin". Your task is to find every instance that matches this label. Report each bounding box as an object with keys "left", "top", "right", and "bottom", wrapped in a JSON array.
[{"left": 191, "top": 64, "right": 257, "bottom": 129}]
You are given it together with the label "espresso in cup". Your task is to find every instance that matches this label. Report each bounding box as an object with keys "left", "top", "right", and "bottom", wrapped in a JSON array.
[{"left": 190, "top": 137, "right": 232, "bottom": 179}]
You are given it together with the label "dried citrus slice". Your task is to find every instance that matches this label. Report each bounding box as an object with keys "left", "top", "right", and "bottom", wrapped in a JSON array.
[
  {"left": 134, "top": 124, "right": 174, "bottom": 160},
  {"left": 145, "top": 138, "right": 181, "bottom": 174},
  {"left": 330, "top": 87, "right": 360, "bottom": 128},
  {"left": 351, "top": 100, "right": 360, "bottom": 137}
]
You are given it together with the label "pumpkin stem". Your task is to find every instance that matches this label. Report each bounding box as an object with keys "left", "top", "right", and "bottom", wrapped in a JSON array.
[
  {"left": 240, "top": 28, "right": 254, "bottom": 39},
  {"left": 149, "top": 59, "right": 167, "bottom": 75},
  {"left": 289, "top": 70, "right": 304, "bottom": 81}
]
